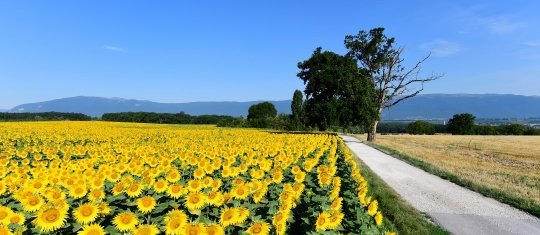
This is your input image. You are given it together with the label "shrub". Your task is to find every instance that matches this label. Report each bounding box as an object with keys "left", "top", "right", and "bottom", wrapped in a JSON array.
[
  {"left": 497, "top": 124, "right": 526, "bottom": 135},
  {"left": 407, "top": 121, "right": 435, "bottom": 135},
  {"left": 474, "top": 125, "right": 497, "bottom": 135}
]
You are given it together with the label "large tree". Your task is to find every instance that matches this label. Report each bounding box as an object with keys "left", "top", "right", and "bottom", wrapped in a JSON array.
[
  {"left": 447, "top": 113, "right": 475, "bottom": 135},
  {"left": 345, "top": 28, "right": 442, "bottom": 141},
  {"left": 297, "top": 47, "right": 375, "bottom": 131},
  {"left": 247, "top": 102, "right": 277, "bottom": 128}
]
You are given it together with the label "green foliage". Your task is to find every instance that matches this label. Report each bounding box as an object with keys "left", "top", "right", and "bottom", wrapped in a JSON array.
[
  {"left": 0, "top": 112, "right": 91, "bottom": 121},
  {"left": 101, "top": 112, "right": 233, "bottom": 124},
  {"left": 297, "top": 47, "right": 375, "bottom": 131},
  {"left": 524, "top": 127, "right": 540, "bottom": 135},
  {"left": 271, "top": 114, "right": 293, "bottom": 130},
  {"left": 473, "top": 125, "right": 497, "bottom": 135},
  {"left": 447, "top": 113, "right": 476, "bottom": 135},
  {"left": 216, "top": 117, "right": 247, "bottom": 127},
  {"left": 497, "top": 124, "right": 525, "bottom": 135},
  {"left": 247, "top": 102, "right": 277, "bottom": 128},
  {"left": 407, "top": 121, "right": 435, "bottom": 135}
]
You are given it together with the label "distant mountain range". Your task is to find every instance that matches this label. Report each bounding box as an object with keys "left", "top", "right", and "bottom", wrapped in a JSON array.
[
  {"left": 7, "top": 96, "right": 291, "bottom": 117},
  {"left": 381, "top": 94, "right": 540, "bottom": 120},
  {"left": 5, "top": 94, "right": 540, "bottom": 119}
]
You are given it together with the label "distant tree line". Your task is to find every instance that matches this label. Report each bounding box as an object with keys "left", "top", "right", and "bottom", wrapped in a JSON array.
[
  {"left": 0, "top": 112, "right": 91, "bottom": 121},
  {"left": 374, "top": 113, "right": 540, "bottom": 136},
  {"left": 216, "top": 102, "right": 295, "bottom": 130},
  {"left": 101, "top": 112, "right": 233, "bottom": 124}
]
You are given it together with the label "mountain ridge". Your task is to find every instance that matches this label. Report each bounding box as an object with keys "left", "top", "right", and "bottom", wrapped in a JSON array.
[{"left": 5, "top": 94, "right": 540, "bottom": 119}]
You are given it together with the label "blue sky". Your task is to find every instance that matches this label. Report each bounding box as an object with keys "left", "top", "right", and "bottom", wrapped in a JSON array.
[{"left": 1, "top": 1, "right": 539, "bottom": 108}]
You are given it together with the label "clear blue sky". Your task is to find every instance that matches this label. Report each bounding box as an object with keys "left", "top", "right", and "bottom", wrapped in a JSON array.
[{"left": 1, "top": 0, "right": 539, "bottom": 108}]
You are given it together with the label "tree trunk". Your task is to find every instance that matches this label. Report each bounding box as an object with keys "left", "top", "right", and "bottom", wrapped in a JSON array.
[{"left": 367, "top": 120, "right": 379, "bottom": 142}]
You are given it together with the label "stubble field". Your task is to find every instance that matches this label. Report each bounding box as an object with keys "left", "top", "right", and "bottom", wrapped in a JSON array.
[{"left": 363, "top": 134, "right": 540, "bottom": 213}]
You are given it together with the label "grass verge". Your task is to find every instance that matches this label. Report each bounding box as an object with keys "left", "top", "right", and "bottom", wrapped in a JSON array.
[
  {"left": 366, "top": 141, "right": 540, "bottom": 219},
  {"left": 350, "top": 150, "right": 449, "bottom": 235}
]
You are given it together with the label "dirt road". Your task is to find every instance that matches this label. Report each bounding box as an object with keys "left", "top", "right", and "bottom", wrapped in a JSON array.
[{"left": 340, "top": 135, "right": 540, "bottom": 235}]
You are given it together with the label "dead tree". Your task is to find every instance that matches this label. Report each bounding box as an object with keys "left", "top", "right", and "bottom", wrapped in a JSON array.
[{"left": 345, "top": 28, "right": 442, "bottom": 141}]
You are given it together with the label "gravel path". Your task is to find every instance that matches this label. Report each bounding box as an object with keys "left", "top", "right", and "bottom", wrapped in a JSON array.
[{"left": 340, "top": 135, "right": 540, "bottom": 235}]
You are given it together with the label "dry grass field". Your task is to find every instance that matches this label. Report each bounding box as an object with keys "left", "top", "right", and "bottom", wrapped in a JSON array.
[{"left": 359, "top": 134, "right": 540, "bottom": 208}]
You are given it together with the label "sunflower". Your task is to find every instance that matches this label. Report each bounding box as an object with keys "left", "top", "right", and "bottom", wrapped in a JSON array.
[
  {"left": 187, "top": 180, "right": 202, "bottom": 192},
  {"left": 73, "top": 203, "right": 99, "bottom": 225},
  {"left": 69, "top": 185, "right": 88, "bottom": 199},
  {"left": 326, "top": 212, "right": 344, "bottom": 230},
  {"left": 207, "top": 191, "right": 224, "bottom": 206},
  {"left": 0, "top": 206, "right": 12, "bottom": 224},
  {"left": 21, "top": 195, "right": 44, "bottom": 212},
  {"left": 126, "top": 182, "right": 143, "bottom": 198},
  {"left": 165, "top": 209, "right": 188, "bottom": 223},
  {"left": 185, "top": 192, "right": 206, "bottom": 211},
  {"left": 246, "top": 222, "right": 270, "bottom": 235},
  {"left": 96, "top": 202, "right": 111, "bottom": 215},
  {"left": 8, "top": 212, "right": 25, "bottom": 225},
  {"left": 153, "top": 179, "right": 169, "bottom": 193},
  {"left": 164, "top": 216, "right": 186, "bottom": 235},
  {"left": 231, "top": 185, "right": 250, "bottom": 200},
  {"left": 137, "top": 196, "right": 156, "bottom": 214},
  {"left": 274, "top": 222, "right": 286, "bottom": 235},
  {"left": 315, "top": 211, "right": 331, "bottom": 231},
  {"left": 330, "top": 197, "right": 343, "bottom": 211},
  {"left": 184, "top": 223, "right": 205, "bottom": 235},
  {"left": 252, "top": 188, "right": 267, "bottom": 204},
  {"left": 206, "top": 224, "right": 225, "bottom": 235},
  {"left": 50, "top": 198, "right": 70, "bottom": 212},
  {"left": 88, "top": 189, "right": 105, "bottom": 201},
  {"left": 166, "top": 169, "right": 181, "bottom": 182},
  {"left": 112, "top": 182, "right": 125, "bottom": 196},
  {"left": 34, "top": 207, "right": 67, "bottom": 232},
  {"left": 44, "top": 188, "right": 66, "bottom": 201},
  {"left": 374, "top": 211, "right": 383, "bottom": 226},
  {"left": 211, "top": 179, "right": 222, "bottom": 191},
  {"left": 220, "top": 207, "right": 249, "bottom": 227},
  {"left": 193, "top": 168, "right": 205, "bottom": 179},
  {"left": 0, "top": 183, "right": 6, "bottom": 195},
  {"left": 167, "top": 184, "right": 185, "bottom": 199},
  {"left": 0, "top": 225, "right": 11, "bottom": 235},
  {"left": 78, "top": 224, "right": 106, "bottom": 235},
  {"left": 272, "top": 211, "right": 288, "bottom": 226},
  {"left": 219, "top": 208, "right": 236, "bottom": 227},
  {"left": 29, "top": 179, "right": 46, "bottom": 193},
  {"left": 113, "top": 212, "right": 139, "bottom": 232},
  {"left": 294, "top": 171, "right": 306, "bottom": 183},
  {"left": 367, "top": 200, "right": 378, "bottom": 216},
  {"left": 133, "top": 224, "right": 159, "bottom": 235}
]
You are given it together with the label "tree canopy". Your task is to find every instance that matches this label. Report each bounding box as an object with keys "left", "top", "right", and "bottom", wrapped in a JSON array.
[
  {"left": 407, "top": 120, "right": 435, "bottom": 135},
  {"left": 247, "top": 102, "right": 277, "bottom": 128},
  {"left": 297, "top": 47, "right": 375, "bottom": 131},
  {"left": 447, "top": 113, "right": 476, "bottom": 135}
]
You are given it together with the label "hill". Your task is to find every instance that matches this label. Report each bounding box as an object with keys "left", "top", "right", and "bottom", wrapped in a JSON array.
[
  {"left": 6, "top": 94, "right": 540, "bottom": 119},
  {"left": 381, "top": 94, "right": 540, "bottom": 120},
  {"left": 7, "top": 96, "right": 291, "bottom": 117}
]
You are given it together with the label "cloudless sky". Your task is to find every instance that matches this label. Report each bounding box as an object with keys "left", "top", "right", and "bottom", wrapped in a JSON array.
[{"left": 1, "top": 0, "right": 539, "bottom": 108}]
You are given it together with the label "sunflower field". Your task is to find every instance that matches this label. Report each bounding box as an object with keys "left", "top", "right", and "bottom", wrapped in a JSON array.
[{"left": 0, "top": 122, "right": 392, "bottom": 235}]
